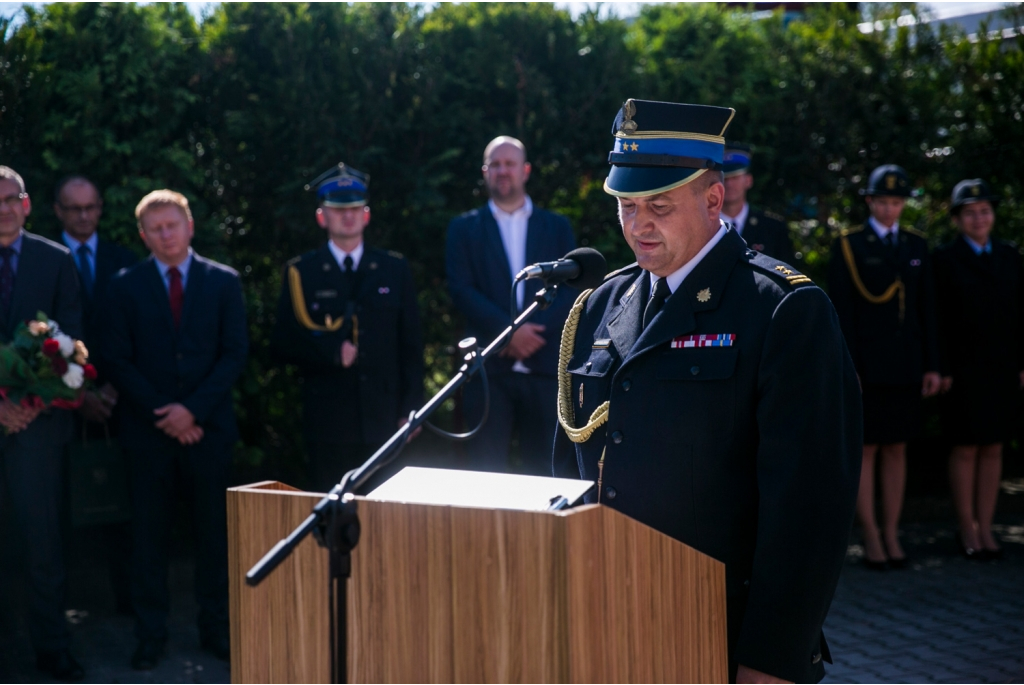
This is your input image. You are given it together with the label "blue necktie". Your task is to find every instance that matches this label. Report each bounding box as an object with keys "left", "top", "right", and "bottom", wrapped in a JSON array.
[{"left": 76, "top": 244, "right": 94, "bottom": 297}]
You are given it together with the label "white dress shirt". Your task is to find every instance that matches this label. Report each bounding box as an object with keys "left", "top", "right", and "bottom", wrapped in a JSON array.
[
  {"left": 653, "top": 222, "right": 730, "bottom": 296},
  {"left": 489, "top": 196, "right": 534, "bottom": 373},
  {"left": 154, "top": 248, "right": 194, "bottom": 293},
  {"left": 720, "top": 203, "right": 750, "bottom": 236},
  {"left": 868, "top": 216, "right": 899, "bottom": 243},
  {"left": 328, "top": 240, "right": 364, "bottom": 271}
]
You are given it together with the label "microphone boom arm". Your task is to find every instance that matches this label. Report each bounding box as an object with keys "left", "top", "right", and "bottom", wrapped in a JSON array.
[{"left": 245, "top": 284, "right": 562, "bottom": 587}]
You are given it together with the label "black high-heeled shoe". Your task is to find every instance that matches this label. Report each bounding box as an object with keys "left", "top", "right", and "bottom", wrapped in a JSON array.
[
  {"left": 883, "top": 539, "right": 909, "bottom": 570},
  {"left": 864, "top": 557, "right": 889, "bottom": 571},
  {"left": 956, "top": 532, "right": 985, "bottom": 561}
]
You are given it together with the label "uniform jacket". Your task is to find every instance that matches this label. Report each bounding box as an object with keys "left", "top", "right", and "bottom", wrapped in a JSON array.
[
  {"left": 933, "top": 235, "right": 1024, "bottom": 385},
  {"left": 0, "top": 231, "right": 82, "bottom": 342},
  {"left": 446, "top": 205, "right": 576, "bottom": 376},
  {"left": 740, "top": 207, "right": 796, "bottom": 265},
  {"left": 270, "top": 244, "right": 424, "bottom": 448},
  {"left": 553, "top": 229, "right": 861, "bottom": 683},
  {"left": 101, "top": 254, "right": 248, "bottom": 448},
  {"left": 827, "top": 222, "right": 940, "bottom": 385}
]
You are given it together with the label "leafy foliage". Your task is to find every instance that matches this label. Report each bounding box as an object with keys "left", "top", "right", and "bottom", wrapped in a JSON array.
[{"left": 2, "top": 2, "right": 1022, "bottom": 470}]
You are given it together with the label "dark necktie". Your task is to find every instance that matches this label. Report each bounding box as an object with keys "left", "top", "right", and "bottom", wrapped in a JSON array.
[
  {"left": 643, "top": 276, "right": 671, "bottom": 330},
  {"left": 76, "top": 244, "right": 94, "bottom": 297},
  {"left": 168, "top": 266, "right": 183, "bottom": 328},
  {"left": 0, "top": 246, "right": 13, "bottom": 318},
  {"left": 341, "top": 254, "right": 355, "bottom": 299}
]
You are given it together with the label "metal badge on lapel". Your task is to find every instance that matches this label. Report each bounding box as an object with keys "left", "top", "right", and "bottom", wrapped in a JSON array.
[
  {"left": 696, "top": 288, "right": 711, "bottom": 303},
  {"left": 671, "top": 334, "right": 735, "bottom": 348}
]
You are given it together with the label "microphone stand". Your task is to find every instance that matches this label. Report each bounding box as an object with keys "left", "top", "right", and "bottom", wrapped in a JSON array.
[{"left": 245, "top": 284, "right": 561, "bottom": 683}]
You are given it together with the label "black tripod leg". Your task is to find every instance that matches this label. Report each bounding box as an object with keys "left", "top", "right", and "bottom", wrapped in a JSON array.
[{"left": 330, "top": 549, "right": 349, "bottom": 683}]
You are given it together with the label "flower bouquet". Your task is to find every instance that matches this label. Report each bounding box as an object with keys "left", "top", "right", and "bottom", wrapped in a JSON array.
[{"left": 0, "top": 311, "right": 96, "bottom": 411}]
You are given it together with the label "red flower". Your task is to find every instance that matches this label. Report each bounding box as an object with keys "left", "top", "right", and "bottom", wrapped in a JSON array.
[
  {"left": 52, "top": 356, "right": 68, "bottom": 376},
  {"left": 83, "top": 364, "right": 98, "bottom": 381},
  {"left": 42, "top": 338, "right": 61, "bottom": 357}
]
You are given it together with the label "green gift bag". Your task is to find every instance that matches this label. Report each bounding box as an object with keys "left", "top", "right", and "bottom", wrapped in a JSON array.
[{"left": 67, "top": 425, "right": 131, "bottom": 528}]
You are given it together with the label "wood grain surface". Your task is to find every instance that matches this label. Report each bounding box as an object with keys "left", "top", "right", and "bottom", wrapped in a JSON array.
[
  {"left": 227, "top": 482, "right": 331, "bottom": 684},
  {"left": 230, "top": 484, "right": 727, "bottom": 683}
]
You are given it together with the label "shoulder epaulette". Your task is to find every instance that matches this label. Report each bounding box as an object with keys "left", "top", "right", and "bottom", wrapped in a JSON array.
[
  {"left": 839, "top": 225, "right": 865, "bottom": 237},
  {"left": 764, "top": 210, "right": 785, "bottom": 222},
  {"left": 387, "top": 249, "right": 404, "bottom": 259},
  {"left": 902, "top": 226, "right": 927, "bottom": 239},
  {"left": 286, "top": 255, "right": 303, "bottom": 267},
  {"left": 746, "top": 252, "right": 814, "bottom": 288},
  {"left": 603, "top": 262, "right": 641, "bottom": 282}
]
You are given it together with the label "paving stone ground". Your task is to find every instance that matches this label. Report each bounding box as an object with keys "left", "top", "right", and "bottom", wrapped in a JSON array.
[
  {"left": 2, "top": 495, "right": 1022, "bottom": 683},
  {"left": 822, "top": 516, "right": 1024, "bottom": 684}
]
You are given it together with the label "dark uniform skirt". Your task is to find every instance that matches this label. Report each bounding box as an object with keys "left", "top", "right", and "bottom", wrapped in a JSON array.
[
  {"left": 862, "top": 383, "right": 922, "bottom": 445},
  {"left": 941, "top": 376, "right": 1020, "bottom": 446}
]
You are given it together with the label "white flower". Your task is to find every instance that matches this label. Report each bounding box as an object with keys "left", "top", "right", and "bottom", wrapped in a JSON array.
[
  {"left": 54, "top": 333, "right": 75, "bottom": 358},
  {"left": 62, "top": 363, "right": 85, "bottom": 390}
]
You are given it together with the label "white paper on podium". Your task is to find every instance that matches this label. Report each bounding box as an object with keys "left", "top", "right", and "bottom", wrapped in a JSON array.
[{"left": 366, "top": 466, "right": 594, "bottom": 511}]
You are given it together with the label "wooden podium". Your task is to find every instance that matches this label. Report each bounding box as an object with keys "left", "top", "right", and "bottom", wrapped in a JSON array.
[{"left": 228, "top": 481, "right": 728, "bottom": 683}]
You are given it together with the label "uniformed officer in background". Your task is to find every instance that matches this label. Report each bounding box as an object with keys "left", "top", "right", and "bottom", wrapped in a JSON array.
[
  {"left": 719, "top": 142, "right": 796, "bottom": 264},
  {"left": 553, "top": 99, "right": 861, "bottom": 684},
  {"left": 827, "top": 164, "right": 941, "bottom": 570},
  {"left": 934, "top": 178, "right": 1019, "bottom": 561},
  {"left": 270, "top": 164, "right": 424, "bottom": 491}
]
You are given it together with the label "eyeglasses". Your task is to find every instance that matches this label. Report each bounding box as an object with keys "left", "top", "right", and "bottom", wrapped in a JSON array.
[
  {"left": 0, "top": 193, "right": 26, "bottom": 208},
  {"left": 58, "top": 203, "right": 101, "bottom": 215}
]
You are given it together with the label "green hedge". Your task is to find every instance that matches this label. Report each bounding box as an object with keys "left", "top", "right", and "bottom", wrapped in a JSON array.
[{"left": 2, "top": 2, "right": 1022, "bottom": 470}]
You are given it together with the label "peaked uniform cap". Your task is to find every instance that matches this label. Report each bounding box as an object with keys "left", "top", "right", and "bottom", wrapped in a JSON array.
[
  {"left": 951, "top": 178, "right": 998, "bottom": 212},
  {"left": 306, "top": 162, "right": 370, "bottom": 208},
  {"left": 860, "top": 164, "right": 911, "bottom": 198},
  {"left": 723, "top": 142, "right": 753, "bottom": 178},
  {"left": 604, "top": 99, "right": 735, "bottom": 198}
]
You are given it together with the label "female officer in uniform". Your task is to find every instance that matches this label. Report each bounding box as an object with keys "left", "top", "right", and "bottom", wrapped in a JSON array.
[
  {"left": 934, "top": 179, "right": 1019, "bottom": 560},
  {"left": 828, "top": 164, "right": 941, "bottom": 569}
]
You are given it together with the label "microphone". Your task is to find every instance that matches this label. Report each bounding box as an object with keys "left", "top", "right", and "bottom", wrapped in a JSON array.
[{"left": 516, "top": 247, "right": 607, "bottom": 290}]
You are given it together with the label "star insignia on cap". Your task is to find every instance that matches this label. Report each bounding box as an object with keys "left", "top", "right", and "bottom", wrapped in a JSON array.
[
  {"left": 630, "top": 142, "right": 639, "bottom": 152},
  {"left": 696, "top": 288, "right": 711, "bottom": 303}
]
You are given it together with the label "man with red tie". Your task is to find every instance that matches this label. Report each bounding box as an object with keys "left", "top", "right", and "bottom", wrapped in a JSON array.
[{"left": 102, "top": 190, "right": 248, "bottom": 670}]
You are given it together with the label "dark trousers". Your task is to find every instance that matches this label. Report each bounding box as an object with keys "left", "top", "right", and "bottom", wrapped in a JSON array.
[
  {"left": 0, "top": 410, "right": 73, "bottom": 653},
  {"left": 462, "top": 372, "right": 559, "bottom": 475},
  {"left": 128, "top": 435, "right": 230, "bottom": 642},
  {"left": 77, "top": 416, "right": 133, "bottom": 614}
]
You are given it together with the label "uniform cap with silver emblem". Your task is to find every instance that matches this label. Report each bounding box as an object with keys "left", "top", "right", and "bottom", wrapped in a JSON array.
[
  {"left": 604, "top": 99, "right": 736, "bottom": 198},
  {"left": 305, "top": 162, "right": 370, "bottom": 208},
  {"left": 860, "top": 163, "right": 912, "bottom": 197},
  {"left": 950, "top": 178, "right": 998, "bottom": 213},
  {"left": 722, "top": 142, "right": 753, "bottom": 179}
]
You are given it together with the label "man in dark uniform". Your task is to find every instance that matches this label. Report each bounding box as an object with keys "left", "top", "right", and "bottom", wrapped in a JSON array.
[
  {"left": 553, "top": 100, "right": 861, "bottom": 684},
  {"left": 827, "top": 164, "right": 940, "bottom": 570},
  {"left": 270, "top": 163, "right": 424, "bottom": 491},
  {"left": 720, "top": 143, "right": 796, "bottom": 264}
]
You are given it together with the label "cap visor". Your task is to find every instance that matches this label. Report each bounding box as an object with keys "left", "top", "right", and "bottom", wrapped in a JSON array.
[
  {"left": 723, "top": 167, "right": 749, "bottom": 179},
  {"left": 604, "top": 166, "right": 707, "bottom": 198},
  {"left": 321, "top": 199, "right": 367, "bottom": 208}
]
